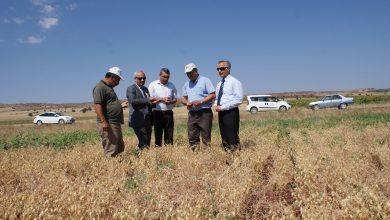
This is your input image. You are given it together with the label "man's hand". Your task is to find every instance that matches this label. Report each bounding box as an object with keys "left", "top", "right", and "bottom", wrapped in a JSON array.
[
  {"left": 121, "top": 100, "right": 129, "bottom": 108},
  {"left": 149, "top": 97, "right": 158, "bottom": 102},
  {"left": 215, "top": 106, "right": 222, "bottom": 112},
  {"left": 163, "top": 97, "right": 171, "bottom": 104},
  {"left": 151, "top": 97, "right": 162, "bottom": 104},
  {"left": 102, "top": 121, "right": 109, "bottom": 132},
  {"left": 186, "top": 102, "right": 193, "bottom": 107},
  {"left": 192, "top": 100, "right": 202, "bottom": 107}
]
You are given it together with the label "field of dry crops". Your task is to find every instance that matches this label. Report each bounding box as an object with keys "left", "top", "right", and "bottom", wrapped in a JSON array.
[{"left": 0, "top": 103, "right": 389, "bottom": 219}]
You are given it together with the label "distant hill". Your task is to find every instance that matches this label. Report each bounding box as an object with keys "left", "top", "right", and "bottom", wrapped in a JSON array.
[
  {"left": 1, "top": 88, "right": 389, "bottom": 110},
  {"left": 0, "top": 102, "right": 94, "bottom": 111}
]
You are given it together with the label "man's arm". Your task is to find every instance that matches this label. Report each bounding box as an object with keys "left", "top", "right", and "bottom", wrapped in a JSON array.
[
  {"left": 93, "top": 86, "right": 109, "bottom": 130},
  {"left": 193, "top": 77, "right": 216, "bottom": 106},
  {"left": 127, "top": 86, "right": 153, "bottom": 106},
  {"left": 192, "top": 92, "right": 216, "bottom": 106},
  {"left": 166, "top": 86, "right": 177, "bottom": 104},
  {"left": 94, "top": 103, "right": 109, "bottom": 131},
  {"left": 181, "top": 96, "right": 192, "bottom": 107}
]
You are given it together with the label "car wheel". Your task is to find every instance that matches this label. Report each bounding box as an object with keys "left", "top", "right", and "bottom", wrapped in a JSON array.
[
  {"left": 250, "top": 107, "right": 258, "bottom": 114},
  {"left": 339, "top": 103, "right": 347, "bottom": 109},
  {"left": 36, "top": 120, "right": 43, "bottom": 126},
  {"left": 312, "top": 105, "right": 319, "bottom": 111},
  {"left": 58, "top": 119, "right": 65, "bottom": 124},
  {"left": 279, "top": 106, "right": 287, "bottom": 112}
]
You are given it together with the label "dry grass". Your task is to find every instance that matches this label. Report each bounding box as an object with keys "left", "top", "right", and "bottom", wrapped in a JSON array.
[{"left": 0, "top": 104, "right": 389, "bottom": 219}]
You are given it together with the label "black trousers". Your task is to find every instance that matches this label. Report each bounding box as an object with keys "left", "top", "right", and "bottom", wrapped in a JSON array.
[
  {"left": 218, "top": 107, "right": 240, "bottom": 150},
  {"left": 188, "top": 108, "right": 213, "bottom": 148},
  {"left": 132, "top": 115, "right": 152, "bottom": 150},
  {"left": 153, "top": 110, "right": 174, "bottom": 146}
]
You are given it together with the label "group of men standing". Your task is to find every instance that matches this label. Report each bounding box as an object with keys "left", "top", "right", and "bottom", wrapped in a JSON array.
[{"left": 93, "top": 60, "right": 243, "bottom": 157}]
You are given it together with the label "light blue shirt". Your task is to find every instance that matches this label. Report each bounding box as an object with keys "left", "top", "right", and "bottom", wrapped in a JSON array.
[
  {"left": 215, "top": 74, "right": 243, "bottom": 111},
  {"left": 182, "top": 75, "right": 215, "bottom": 111}
]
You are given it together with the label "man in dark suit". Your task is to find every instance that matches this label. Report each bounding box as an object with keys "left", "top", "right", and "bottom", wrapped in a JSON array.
[{"left": 126, "top": 70, "right": 158, "bottom": 150}]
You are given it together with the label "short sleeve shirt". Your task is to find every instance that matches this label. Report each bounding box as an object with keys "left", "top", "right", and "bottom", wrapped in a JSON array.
[
  {"left": 148, "top": 80, "right": 177, "bottom": 111},
  {"left": 182, "top": 75, "right": 215, "bottom": 111},
  {"left": 93, "top": 80, "right": 124, "bottom": 124}
]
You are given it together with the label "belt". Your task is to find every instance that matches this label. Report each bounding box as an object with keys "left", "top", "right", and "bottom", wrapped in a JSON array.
[
  {"left": 221, "top": 107, "right": 239, "bottom": 112},
  {"left": 189, "top": 108, "right": 212, "bottom": 113}
]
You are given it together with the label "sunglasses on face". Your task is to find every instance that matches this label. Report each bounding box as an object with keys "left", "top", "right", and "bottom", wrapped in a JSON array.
[
  {"left": 217, "top": 67, "right": 229, "bottom": 71},
  {"left": 136, "top": 77, "right": 146, "bottom": 80}
]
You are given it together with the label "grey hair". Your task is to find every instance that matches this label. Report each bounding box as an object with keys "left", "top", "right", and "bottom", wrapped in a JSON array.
[
  {"left": 218, "top": 60, "right": 231, "bottom": 68},
  {"left": 133, "top": 70, "right": 145, "bottom": 77}
]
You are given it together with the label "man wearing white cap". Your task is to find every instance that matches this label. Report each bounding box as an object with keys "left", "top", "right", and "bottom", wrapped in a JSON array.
[
  {"left": 182, "top": 63, "right": 216, "bottom": 149},
  {"left": 93, "top": 67, "right": 128, "bottom": 157}
]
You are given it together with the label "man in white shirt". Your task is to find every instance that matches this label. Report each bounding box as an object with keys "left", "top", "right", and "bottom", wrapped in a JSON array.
[
  {"left": 148, "top": 68, "right": 177, "bottom": 146},
  {"left": 214, "top": 60, "right": 243, "bottom": 151}
]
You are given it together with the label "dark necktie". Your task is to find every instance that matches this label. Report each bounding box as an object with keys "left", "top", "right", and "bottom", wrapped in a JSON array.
[
  {"left": 141, "top": 87, "right": 148, "bottom": 98},
  {"left": 217, "top": 78, "right": 225, "bottom": 106}
]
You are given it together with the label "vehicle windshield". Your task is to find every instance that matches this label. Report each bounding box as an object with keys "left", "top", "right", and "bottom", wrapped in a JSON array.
[
  {"left": 269, "top": 97, "right": 279, "bottom": 102},
  {"left": 55, "top": 112, "right": 63, "bottom": 116}
]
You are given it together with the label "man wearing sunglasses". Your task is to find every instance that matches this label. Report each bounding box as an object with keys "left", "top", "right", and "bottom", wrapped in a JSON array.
[
  {"left": 93, "top": 67, "right": 128, "bottom": 157},
  {"left": 127, "top": 71, "right": 158, "bottom": 150},
  {"left": 214, "top": 60, "right": 243, "bottom": 151},
  {"left": 182, "top": 63, "right": 216, "bottom": 149},
  {"left": 148, "top": 68, "right": 177, "bottom": 147}
]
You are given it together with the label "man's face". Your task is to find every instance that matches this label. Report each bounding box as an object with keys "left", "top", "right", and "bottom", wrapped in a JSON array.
[
  {"left": 217, "top": 62, "right": 230, "bottom": 78},
  {"left": 159, "top": 72, "right": 170, "bottom": 84},
  {"left": 186, "top": 69, "right": 198, "bottom": 81},
  {"left": 110, "top": 75, "right": 121, "bottom": 87},
  {"left": 134, "top": 72, "right": 146, "bottom": 86}
]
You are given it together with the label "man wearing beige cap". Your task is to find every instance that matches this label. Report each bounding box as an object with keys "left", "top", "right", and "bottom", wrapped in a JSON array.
[
  {"left": 182, "top": 63, "right": 216, "bottom": 149},
  {"left": 93, "top": 67, "right": 128, "bottom": 157}
]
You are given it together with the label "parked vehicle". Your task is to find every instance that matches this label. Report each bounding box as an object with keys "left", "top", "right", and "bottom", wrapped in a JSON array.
[
  {"left": 33, "top": 112, "right": 75, "bottom": 125},
  {"left": 246, "top": 95, "right": 291, "bottom": 114},
  {"left": 308, "top": 94, "right": 354, "bottom": 110}
]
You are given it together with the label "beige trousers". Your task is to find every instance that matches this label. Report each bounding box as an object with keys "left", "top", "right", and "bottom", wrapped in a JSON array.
[{"left": 97, "top": 122, "right": 125, "bottom": 157}]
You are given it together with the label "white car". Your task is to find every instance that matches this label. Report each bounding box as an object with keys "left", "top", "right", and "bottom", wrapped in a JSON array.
[
  {"left": 246, "top": 95, "right": 291, "bottom": 114},
  {"left": 33, "top": 112, "right": 75, "bottom": 125}
]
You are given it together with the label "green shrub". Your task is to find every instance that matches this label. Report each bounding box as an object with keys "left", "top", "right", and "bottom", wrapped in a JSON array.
[
  {"left": 2, "top": 130, "right": 100, "bottom": 149},
  {"left": 353, "top": 95, "right": 390, "bottom": 104},
  {"left": 288, "top": 98, "right": 317, "bottom": 107}
]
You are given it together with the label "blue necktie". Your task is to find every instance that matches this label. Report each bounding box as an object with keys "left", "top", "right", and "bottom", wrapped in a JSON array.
[{"left": 217, "top": 78, "right": 225, "bottom": 106}]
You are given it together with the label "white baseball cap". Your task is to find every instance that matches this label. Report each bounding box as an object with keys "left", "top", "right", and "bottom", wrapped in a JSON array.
[
  {"left": 184, "top": 63, "right": 197, "bottom": 73},
  {"left": 107, "top": 66, "right": 124, "bottom": 80}
]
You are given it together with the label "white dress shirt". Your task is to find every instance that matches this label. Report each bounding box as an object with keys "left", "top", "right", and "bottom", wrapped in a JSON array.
[
  {"left": 215, "top": 74, "right": 243, "bottom": 111},
  {"left": 148, "top": 80, "right": 177, "bottom": 111}
]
